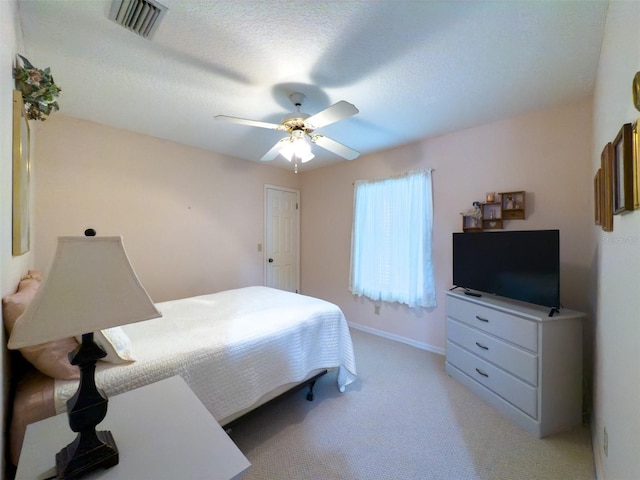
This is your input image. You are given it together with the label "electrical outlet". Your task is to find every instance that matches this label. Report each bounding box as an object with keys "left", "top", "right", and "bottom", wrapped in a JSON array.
[
  {"left": 603, "top": 427, "right": 608, "bottom": 457},
  {"left": 374, "top": 305, "right": 380, "bottom": 315}
]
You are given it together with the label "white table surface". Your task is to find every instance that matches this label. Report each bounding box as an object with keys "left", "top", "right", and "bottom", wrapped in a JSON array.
[{"left": 16, "top": 376, "right": 251, "bottom": 480}]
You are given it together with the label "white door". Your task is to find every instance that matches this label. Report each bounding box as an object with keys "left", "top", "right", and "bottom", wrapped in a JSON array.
[{"left": 265, "top": 186, "right": 300, "bottom": 292}]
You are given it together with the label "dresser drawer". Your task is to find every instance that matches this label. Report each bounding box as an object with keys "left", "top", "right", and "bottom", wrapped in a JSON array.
[
  {"left": 447, "top": 318, "right": 538, "bottom": 385},
  {"left": 446, "top": 341, "right": 538, "bottom": 419},
  {"left": 447, "top": 296, "right": 538, "bottom": 352}
]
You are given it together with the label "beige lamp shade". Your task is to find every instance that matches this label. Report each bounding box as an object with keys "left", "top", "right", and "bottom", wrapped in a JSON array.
[{"left": 8, "top": 236, "right": 162, "bottom": 349}]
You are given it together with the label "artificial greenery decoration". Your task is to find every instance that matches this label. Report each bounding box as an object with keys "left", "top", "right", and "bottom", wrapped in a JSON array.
[{"left": 13, "top": 54, "right": 61, "bottom": 121}]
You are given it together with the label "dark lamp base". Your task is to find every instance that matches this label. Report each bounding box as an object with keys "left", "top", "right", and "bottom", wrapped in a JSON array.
[
  {"left": 56, "top": 430, "right": 118, "bottom": 479},
  {"left": 57, "top": 333, "right": 119, "bottom": 479}
]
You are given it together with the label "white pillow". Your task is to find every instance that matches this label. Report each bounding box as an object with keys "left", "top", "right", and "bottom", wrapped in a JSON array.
[{"left": 76, "top": 327, "right": 136, "bottom": 364}]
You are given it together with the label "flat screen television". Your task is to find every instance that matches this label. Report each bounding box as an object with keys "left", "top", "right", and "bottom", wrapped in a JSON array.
[{"left": 452, "top": 230, "right": 560, "bottom": 310}]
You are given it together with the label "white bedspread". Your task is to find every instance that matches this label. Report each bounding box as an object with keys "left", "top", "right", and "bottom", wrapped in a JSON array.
[{"left": 54, "top": 287, "right": 357, "bottom": 422}]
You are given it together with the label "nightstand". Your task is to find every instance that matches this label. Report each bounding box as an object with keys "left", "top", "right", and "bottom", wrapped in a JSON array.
[{"left": 16, "top": 376, "right": 251, "bottom": 479}]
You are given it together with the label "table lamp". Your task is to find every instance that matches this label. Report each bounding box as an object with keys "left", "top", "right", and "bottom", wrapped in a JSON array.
[{"left": 8, "top": 230, "right": 162, "bottom": 479}]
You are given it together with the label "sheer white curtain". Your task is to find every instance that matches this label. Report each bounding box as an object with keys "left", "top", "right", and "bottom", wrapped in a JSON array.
[{"left": 349, "top": 169, "right": 436, "bottom": 308}]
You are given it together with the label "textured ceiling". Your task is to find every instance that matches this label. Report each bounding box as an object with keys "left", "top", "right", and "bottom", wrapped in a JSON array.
[{"left": 17, "top": 0, "right": 608, "bottom": 172}]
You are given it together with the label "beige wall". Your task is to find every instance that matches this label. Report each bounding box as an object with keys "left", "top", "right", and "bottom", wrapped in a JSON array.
[
  {"left": 33, "top": 115, "right": 299, "bottom": 303},
  {"left": 591, "top": 1, "right": 640, "bottom": 478},
  {"left": 300, "top": 99, "right": 594, "bottom": 353},
  {"left": 34, "top": 100, "right": 595, "bottom": 354}
]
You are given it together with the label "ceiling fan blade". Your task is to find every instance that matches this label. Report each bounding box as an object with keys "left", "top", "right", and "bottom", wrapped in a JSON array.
[
  {"left": 304, "top": 101, "right": 359, "bottom": 130},
  {"left": 311, "top": 135, "right": 360, "bottom": 160},
  {"left": 260, "top": 137, "right": 291, "bottom": 161},
  {"left": 215, "top": 115, "right": 285, "bottom": 131}
]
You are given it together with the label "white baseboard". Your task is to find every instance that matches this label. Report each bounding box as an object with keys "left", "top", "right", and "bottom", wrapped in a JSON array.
[{"left": 348, "top": 322, "right": 445, "bottom": 356}]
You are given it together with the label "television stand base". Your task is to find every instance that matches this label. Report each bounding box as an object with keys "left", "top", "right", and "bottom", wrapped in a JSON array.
[
  {"left": 548, "top": 307, "right": 560, "bottom": 317},
  {"left": 464, "top": 290, "right": 482, "bottom": 297},
  {"left": 445, "top": 290, "right": 585, "bottom": 437}
]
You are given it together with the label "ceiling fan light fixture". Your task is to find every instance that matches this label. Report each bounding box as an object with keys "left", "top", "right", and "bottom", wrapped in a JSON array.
[
  {"left": 279, "top": 133, "right": 314, "bottom": 163},
  {"left": 299, "top": 151, "right": 315, "bottom": 163}
]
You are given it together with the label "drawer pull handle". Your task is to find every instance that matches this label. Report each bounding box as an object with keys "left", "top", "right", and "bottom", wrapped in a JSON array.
[
  {"left": 475, "top": 342, "right": 489, "bottom": 350},
  {"left": 475, "top": 368, "right": 489, "bottom": 377},
  {"left": 475, "top": 315, "right": 489, "bottom": 323}
]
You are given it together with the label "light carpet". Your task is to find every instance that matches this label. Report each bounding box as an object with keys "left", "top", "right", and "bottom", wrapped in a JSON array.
[{"left": 227, "top": 328, "right": 595, "bottom": 480}]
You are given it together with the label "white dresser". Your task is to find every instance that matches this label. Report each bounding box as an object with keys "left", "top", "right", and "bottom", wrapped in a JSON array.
[{"left": 445, "top": 290, "right": 584, "bottom": 437}]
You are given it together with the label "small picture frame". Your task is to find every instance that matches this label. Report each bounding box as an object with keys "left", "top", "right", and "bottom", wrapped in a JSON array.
[
  {"left": 601, "top": 143, "right": 614, "bottom": 232},
  {"left": 612, "top": 123, "right": 633, "bottom": 214},
  {"left": 633, "top": 119, "right": 639, "bottom": 210},
  {"left": 593, "top": 169, "right": 602, "bottom": 226}
]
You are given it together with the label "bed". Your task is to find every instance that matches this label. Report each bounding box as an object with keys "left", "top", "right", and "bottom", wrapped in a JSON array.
[{"left": 4, "top": 276, "right": 357, "bottom": 467}]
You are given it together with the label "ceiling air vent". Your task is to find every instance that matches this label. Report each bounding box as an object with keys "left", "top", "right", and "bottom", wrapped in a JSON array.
[{"left": 109, "top": 0, "right": 168, "bottom": 39}]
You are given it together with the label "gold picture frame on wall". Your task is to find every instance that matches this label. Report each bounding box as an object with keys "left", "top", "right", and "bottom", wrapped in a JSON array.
[
  {"left": 612, "top": 123, "right": 633, "bottom": 214},
  {"left": 633, "top": 119, "right": 640, "bottom": 210},
  {"left": 601, "top": 142, "right": 614, "bottom": 232},
  {"left": 594, "top": 169, "right": 602, "bottom": 226},
  {"left": 12, "top": 89, "right": 30, "bottom": 256}
]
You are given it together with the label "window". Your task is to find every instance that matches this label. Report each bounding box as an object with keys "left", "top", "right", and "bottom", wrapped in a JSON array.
[{"left": 349, "top": 169, "right": 436, "bottom": 308}]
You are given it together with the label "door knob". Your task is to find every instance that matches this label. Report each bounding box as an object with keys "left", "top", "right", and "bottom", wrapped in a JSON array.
[{"left": 268, "top": 258, "right": 274, "bottom": 263}]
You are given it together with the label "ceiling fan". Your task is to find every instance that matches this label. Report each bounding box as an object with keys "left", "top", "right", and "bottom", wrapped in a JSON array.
[{"left": 215, "top": 93, "right": 360, "bottom": 167}]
